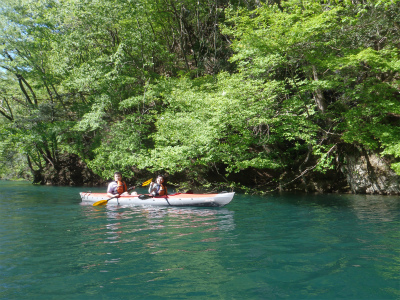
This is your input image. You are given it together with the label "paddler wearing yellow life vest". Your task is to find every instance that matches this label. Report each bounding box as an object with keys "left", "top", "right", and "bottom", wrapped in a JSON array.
[{"left": 107, "top": 172, "right": 133, "bottom": 198}]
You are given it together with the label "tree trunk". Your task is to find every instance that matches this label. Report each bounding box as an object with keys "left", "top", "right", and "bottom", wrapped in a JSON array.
[{"left": 312, "top": 65, "right": 327, "bottom": 113}]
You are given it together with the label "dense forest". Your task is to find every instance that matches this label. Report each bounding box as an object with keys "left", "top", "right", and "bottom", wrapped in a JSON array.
[{"left": 0, "top": 0, "right": 399, "bottom": 194}]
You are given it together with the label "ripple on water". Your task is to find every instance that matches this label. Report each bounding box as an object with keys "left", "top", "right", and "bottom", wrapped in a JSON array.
[{"left": 1, "top": 183, "right": 399, "bottom": 299}]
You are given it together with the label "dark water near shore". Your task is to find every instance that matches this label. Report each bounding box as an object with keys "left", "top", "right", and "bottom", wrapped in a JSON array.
[{"left": 0, "top": 180, "right": 399, "bottom": 299}]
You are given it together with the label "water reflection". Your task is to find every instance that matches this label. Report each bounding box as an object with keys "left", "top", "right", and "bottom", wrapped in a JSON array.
[
  {"left": 2, "top": 182, "right": 400, "bottom": 299},
  {"left": 223, "top": 193, "right": 400, "bottom": 299},
  {"left": 81, "top": 205, "right": 235, "bottom": 245},
  {"left": 347, "top": 194, "right": 400, "bottom": 223},
  {"left": 78, "top": 205, "right": 236, "bottom": 297},
  {"left": 269, "top": 192, "right": 400, "bottom": 223}
]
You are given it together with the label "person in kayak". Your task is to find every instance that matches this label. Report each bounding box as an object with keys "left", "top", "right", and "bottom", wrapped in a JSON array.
[
  {"left": 107, "top": 172, "right": 133, "bottom": 198},
  {"left": 148, "top": 175, "right": 167, "bottom": 196}
]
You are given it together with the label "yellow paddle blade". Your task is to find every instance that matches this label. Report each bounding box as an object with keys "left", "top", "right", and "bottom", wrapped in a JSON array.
[
  {"left": 141, "top": 178, "right": 153, "bottom": 187},
  {"left": 93, "top": 200, "right": 108, "bottom": 206}
]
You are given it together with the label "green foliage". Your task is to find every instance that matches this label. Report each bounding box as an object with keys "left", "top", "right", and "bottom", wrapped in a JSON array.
[
  {"left": 0, "top": 0, "right": 399, "bottom": 190},
  {"left": 222, "top": 0, "right": 400, "bottom": 178},
  {"left": 132, "top": 72, "right": 317, "bottom": 179}
]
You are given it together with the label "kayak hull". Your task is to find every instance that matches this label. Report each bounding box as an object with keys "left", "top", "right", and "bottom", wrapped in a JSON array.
[{"left": 80, "top": 192, "right": 235, "bottom": 207}]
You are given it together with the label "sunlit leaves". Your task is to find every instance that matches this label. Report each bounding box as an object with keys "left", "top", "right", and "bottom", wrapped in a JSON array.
[
  {"left": 223, "top": 0, "right": 400, "bottom": 178},
  {"left": 0, "top": 0, "right": 399, "bottom": 187}
]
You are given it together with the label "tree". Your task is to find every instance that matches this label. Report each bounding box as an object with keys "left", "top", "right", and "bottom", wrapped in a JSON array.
[{"left": 219, "top": 0, "right": 400, "bottom": 186}]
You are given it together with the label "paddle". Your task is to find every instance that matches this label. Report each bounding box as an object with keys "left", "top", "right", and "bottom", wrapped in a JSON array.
[
  {"left": 141, "top": 178, "right": 153, "bottom": 187},
  {"left": 137, "top": 178, "right": 154, "bottom": 200},
  {"left": 93, "top": 187, "right": 135, "bottom": 206},
  {"left": 93, "top": 178, "right": 152, "bottom": 206},
  {"left": 93, "top": 194, "right": 122, "bottom": 206}
]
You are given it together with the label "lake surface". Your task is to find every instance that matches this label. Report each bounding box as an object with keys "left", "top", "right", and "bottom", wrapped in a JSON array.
[{"left": 0, "top": 180, "right": 399, "bottom": 299}]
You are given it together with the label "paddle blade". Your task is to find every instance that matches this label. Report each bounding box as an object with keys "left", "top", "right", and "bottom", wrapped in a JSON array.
[
  {"left": 141, "top": 178, "right": 153, "bottom": 187},
  {"left": 93, "top": 200, "right": 108, "bottom": 206}
]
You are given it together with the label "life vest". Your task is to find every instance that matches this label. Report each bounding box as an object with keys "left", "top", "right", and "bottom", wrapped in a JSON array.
[
  {"left": 116, "top": 181, "right": 127, "bottom": 194},
  {"left": 157, "top": 184, "right": 167, "bottom": 196}
]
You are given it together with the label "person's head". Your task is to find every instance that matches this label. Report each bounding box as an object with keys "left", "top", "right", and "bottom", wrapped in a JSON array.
[
  {"left": 114, "top": 172, "right": 122, "bottom": 181},
  {"left": 156, "top": 175, "right": 164, "bottom": 184}
]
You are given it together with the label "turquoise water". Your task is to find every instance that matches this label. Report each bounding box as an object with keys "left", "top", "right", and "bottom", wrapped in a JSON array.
[{"left": 0, "top": 181, "right": 399, "bottom": 300}]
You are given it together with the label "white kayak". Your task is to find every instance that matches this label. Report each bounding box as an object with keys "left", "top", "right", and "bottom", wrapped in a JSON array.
[{"left": 80, "top": 191, "right": 235, "bottom": 207}]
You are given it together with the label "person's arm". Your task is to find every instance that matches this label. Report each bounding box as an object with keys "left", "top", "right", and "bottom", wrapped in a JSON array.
[
  {"left": 148, "top": 182, "right": 154, "bottom": 194},
  {"left": 107, "top": 182, "right": 118, "bottom": 198}
]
